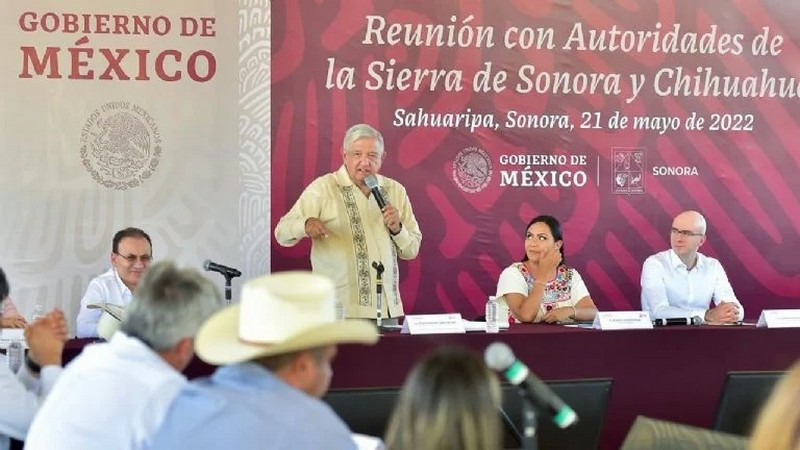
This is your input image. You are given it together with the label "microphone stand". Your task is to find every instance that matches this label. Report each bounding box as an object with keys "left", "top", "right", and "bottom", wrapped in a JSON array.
[
  {"left": 371, "top": 261, "right": 384, "bottom": 327},
  {"left": 499, "top": 407, "right": 523, "bottom": 449},
  {"left": 521, "top": 398, "right": 539, "bottom": 450},
  {"left": 223, "top": 274, "right": 234, "bottom": 306},
  {"left": 203, "top": 260, "right": 240, "bottom": 306}
]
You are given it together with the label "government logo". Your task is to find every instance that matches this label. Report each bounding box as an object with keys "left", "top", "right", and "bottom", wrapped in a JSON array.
[
  {"left": 452, "top": 147, "right": 492, "bottom": 193},
  {"left": 612, "top": 147, "right": 645, "bottom": 195},
  {"left": 80, "top": 101, "right": 162, "bottom": 190}
]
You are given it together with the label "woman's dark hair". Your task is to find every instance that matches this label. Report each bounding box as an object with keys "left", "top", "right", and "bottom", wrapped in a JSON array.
[
  {"left": 0, "top": 266, "right": 9, "bottom": 301},
  {"left": 521, "top": 215, "right": 565, "bottom": 264}
]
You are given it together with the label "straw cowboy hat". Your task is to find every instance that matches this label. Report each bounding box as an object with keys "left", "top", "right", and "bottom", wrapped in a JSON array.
[
  {"left": 195, "top": 271, "right": 378, "bottom": 365},
  {"left": 87, "top": 302, "right": 125, "bottom": 340}
]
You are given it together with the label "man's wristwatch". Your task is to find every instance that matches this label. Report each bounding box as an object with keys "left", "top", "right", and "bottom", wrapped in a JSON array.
[{"left": 25, "top": 353, "right": 42, "bottom": 374}]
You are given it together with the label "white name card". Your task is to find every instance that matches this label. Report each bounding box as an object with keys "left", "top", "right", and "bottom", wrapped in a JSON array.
[
  {"left": 592, "top": 311, "right": 653, "bottom": 330},
  {"left": 401, "top": 313, "right": 466, "bottom": 335},
  {"left": 757, "top": 309, "right": 800, "bottom": 328}
]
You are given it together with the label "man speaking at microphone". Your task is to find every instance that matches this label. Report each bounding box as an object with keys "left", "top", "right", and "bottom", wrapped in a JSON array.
[
  {"left": 641, "top": 210, "right": 744, "bottom": 325},
  {"left": 274, "top": 124, "right": 422, "bottom": 322}
]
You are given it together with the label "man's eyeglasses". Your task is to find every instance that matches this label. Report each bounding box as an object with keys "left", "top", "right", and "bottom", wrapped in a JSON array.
[
  {"left": 670, "top": 227, "right": 703, "bottom": 237},
  {"left": 114, "top": 252, "right": 152, "bottom": 264}
]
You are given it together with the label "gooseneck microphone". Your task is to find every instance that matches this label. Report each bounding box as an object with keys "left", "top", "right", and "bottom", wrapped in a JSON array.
[
  {"left": 364, "top": 174, "right": 388, "bottom": 209},
  {"left": 485, "top": 342, "right": 578, "bottom": 429},
  {"left": 372, "top": 261, "right": 385, "bottom": 327},
  {"left": 652, "top": 316, "right": 702, "bottom": 327},
  {"left": 203, "top": 260, "right": 242, "bottom": 278}
]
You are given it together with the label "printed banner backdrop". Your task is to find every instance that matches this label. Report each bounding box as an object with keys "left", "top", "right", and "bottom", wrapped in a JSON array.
[
  {"left": 271, "top": 1, "right": 800, "bottom": 319},
  {"left": 0, "top": 1, "right": 271, "bottom": 333}
]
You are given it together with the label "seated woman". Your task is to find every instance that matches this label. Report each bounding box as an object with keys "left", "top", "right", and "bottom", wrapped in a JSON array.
[
  {"left": 496, "top": 215, "right": 597, "bottom": 323},
  {"left": 749, "top": 359, "right": 800, "bottom": 450},
  {"left": 384, "top": 346, "right": 502, "bottom": 450}
]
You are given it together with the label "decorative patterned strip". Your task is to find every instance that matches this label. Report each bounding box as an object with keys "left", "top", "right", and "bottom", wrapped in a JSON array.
[
  {"left": 341, "top": 185, "right": 372, "bottom": 307},
  {"left": 377, "top": 185, "right": 401, "bottom": 306},
  {"left": 390, "top": 236, "right": 399, "bottom": 306}
]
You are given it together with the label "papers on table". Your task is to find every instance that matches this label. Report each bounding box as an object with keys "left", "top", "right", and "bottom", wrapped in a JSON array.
[
  {"left": 0, "top": 328, "right": 27, "bottom": 349},
  {"left": 352, "top": 433, "right": 384, "bottom": 450},
  {"left": 462, "top": 319, "right": 510, "bottom": 332}
]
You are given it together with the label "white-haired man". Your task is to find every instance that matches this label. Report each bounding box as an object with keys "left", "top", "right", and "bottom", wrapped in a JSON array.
[
  {"left": 150, "top": 271, "right": 379, "bottom": 449},
  {"left": 26, "top": 261, "right": 222, "bottom": 449},
  {"left": 275, "top": 124, "right": 422, "bottom": 322},
  {"left": 641, "top": 210, "right": 744, "bottom": 324}
]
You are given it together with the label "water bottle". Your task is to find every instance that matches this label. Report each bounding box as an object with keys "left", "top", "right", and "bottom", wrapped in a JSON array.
[
  {"left": 31, "top": 302, "right": 45, "bottom": 322},
  {"left": 486, "top": 296, "right": 500, "bottom": 333},
  {"left": 334, "top": 297, "right": 346, "bottom": 321},
  {"left": 7, "top": 340, "right": 22, "bottom": 373}
]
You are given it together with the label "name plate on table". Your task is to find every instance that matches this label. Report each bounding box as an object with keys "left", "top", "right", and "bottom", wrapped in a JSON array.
[
  {"left": 757, "top": 309, "right": 800, "bottom": 328},
  {"left": 592, "top": 311, "right": 653, "bottom": 330},
  {"left": 401, "top": 314, "right": 466, "bottom": 335}
]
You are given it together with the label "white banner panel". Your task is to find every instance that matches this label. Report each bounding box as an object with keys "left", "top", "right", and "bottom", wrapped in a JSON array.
[{"left": 0, "top": 1, "right": 270, "bottom": 333}]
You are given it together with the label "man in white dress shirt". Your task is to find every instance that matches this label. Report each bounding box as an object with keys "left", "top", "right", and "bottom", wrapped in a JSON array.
[
  {"left": 0, "top": 266, "right": 67, "bottom": 450},
  {"left": 641, "top": 210, "right": 744, "bottom": 324},
  {"left": 76, "top": 227, "right": 153, "bottom": 337},
  {"left": 25, "top": 261, "right": 222, "bottom": 450}
]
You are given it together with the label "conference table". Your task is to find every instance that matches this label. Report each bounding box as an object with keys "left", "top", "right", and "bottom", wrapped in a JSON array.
[{"left": 64, "top": 324, "right": 800, "bottom": 449}]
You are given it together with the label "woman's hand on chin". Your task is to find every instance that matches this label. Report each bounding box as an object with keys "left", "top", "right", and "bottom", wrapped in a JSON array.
[{"left": 533, "top": 249, "right": 562, "bottom": 279}]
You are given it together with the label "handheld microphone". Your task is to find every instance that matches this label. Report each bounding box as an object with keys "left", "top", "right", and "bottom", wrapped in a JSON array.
[
  {"left": 364, "top": 175, "right": 388, "bottom": 209},
  {"left": 203, "top": 259, "right": 242, "bottom": 278},
  {"left": 652, "top": 316, "right": 702, "bottom": 327},
  {"left": 485, "top": 342, "right": 578, "bottom": 429}
]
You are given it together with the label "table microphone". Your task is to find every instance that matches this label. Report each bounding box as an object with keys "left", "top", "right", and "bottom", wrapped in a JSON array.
[
  {"left": 485, "top": 342, "right": 578, "bottom": 429},
  {"left": 203, "top": 259, "right": 242, "bottom": 278},
  {"left": 652, "top": 316, "right": 702, "bottom": 327}
]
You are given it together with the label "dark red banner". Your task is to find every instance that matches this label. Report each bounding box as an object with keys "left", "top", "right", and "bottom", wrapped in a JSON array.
[{"left": 271, "top": 0, "right": 800, "bottom": 319}]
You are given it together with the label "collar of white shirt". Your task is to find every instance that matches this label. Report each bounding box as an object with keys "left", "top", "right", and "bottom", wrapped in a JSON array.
[
  {"left": 335, "top": 165, "right": 354, "bottom": 187},
  {"left": 668, "top": 249, "right": 708, "bottom": 271},
  {"left": 110, "top": 267, "right": 133, "bottom": 298}
]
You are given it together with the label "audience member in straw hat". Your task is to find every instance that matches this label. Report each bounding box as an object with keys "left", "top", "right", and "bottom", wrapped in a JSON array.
[
  {"left": 26, "top": 261, "right": 222, "bottom": 450},
  {"left": 0, "top": 266, "right": 67, "bottom": 450},
  {"left": 749, "top": 359, "right": 800, "bottom": 450},
  {"left": 150, "top": 271, "right": 379, "bottom": 450},
  {"left": 384, "top": 346, "right": 503, "bottom": 450}
]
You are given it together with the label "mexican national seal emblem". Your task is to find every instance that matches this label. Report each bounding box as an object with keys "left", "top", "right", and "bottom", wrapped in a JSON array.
[
  {"left": 80, "top": 101, "right": 162, "bottom": 190},
  {"left": 452, "top": 146, "right": 492, "bottom": 193}
]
